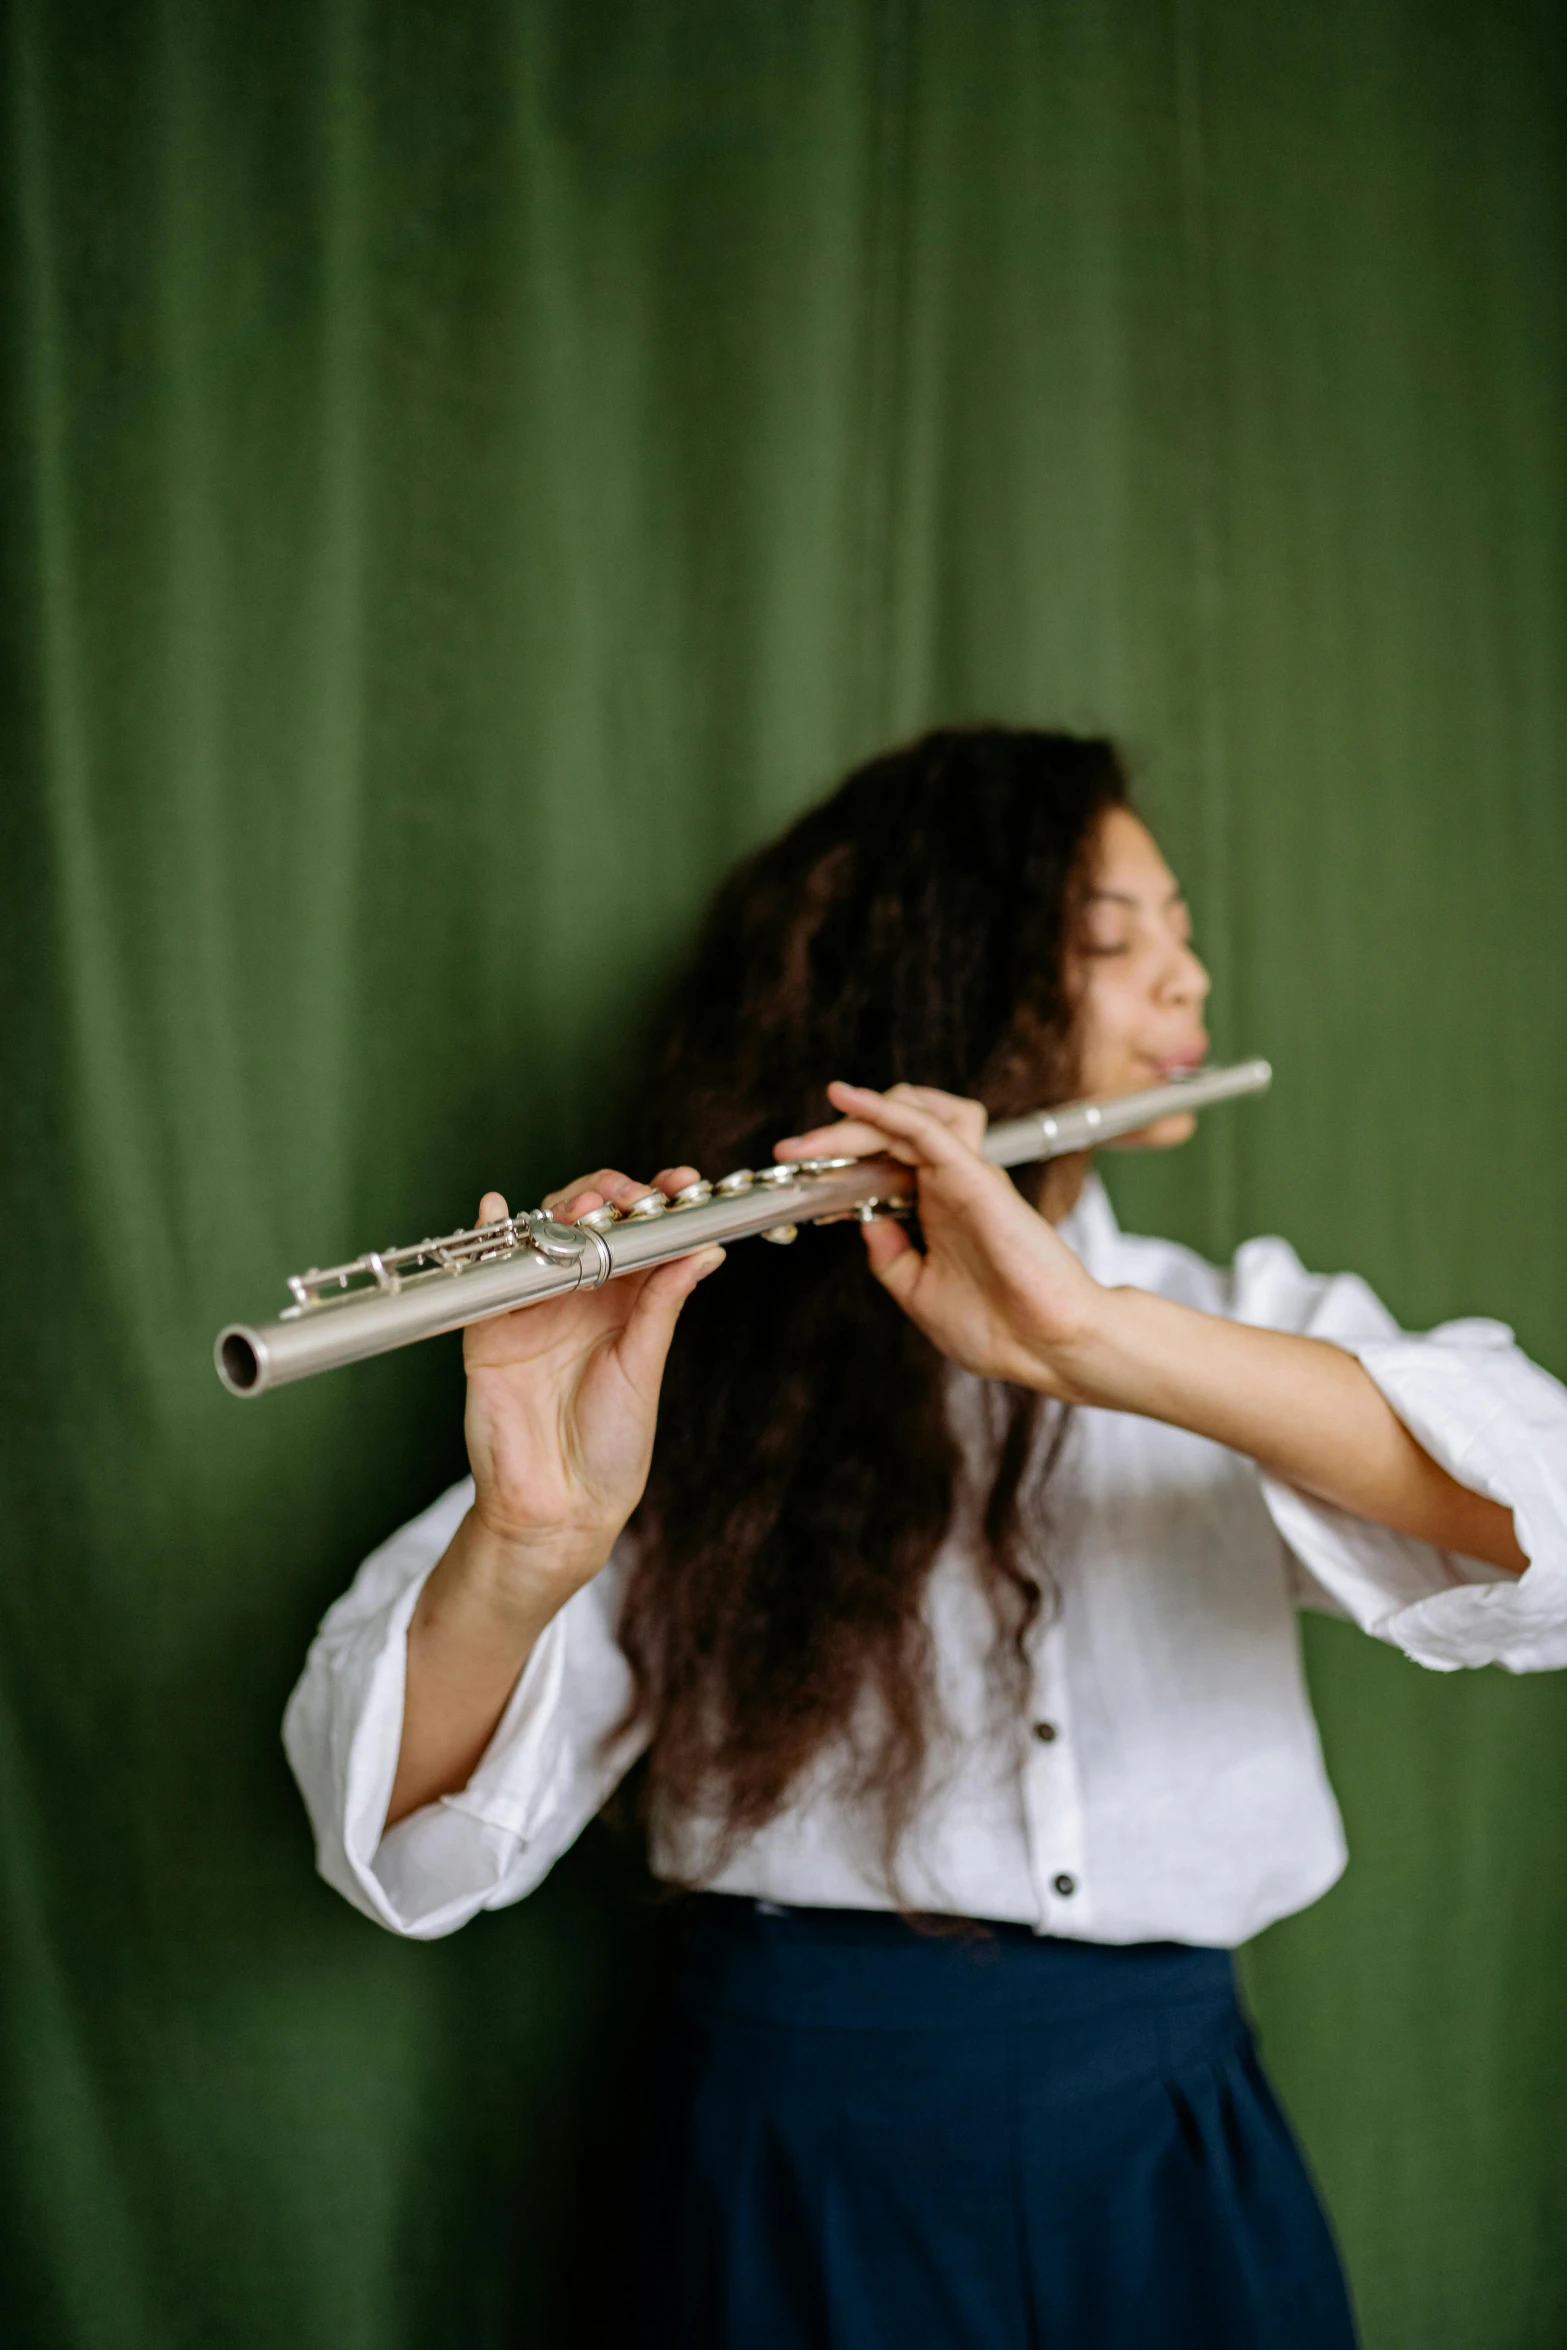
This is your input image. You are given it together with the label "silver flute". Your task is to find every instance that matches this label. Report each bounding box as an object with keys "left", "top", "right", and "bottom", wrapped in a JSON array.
[{"left": 215, "top": 1058, "right": 1271, "bottom": 1397}]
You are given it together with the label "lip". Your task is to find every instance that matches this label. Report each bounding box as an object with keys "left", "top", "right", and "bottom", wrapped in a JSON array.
[{"left": 1145, "top": 1047, "right": 1209, "bottom": 1079}]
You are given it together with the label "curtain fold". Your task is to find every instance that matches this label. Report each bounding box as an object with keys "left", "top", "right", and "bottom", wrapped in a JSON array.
[{"left": 2, "top": 2, "right": 1563, "bottom": 2343}]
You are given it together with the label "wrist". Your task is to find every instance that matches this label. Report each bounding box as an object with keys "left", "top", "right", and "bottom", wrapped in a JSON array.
[
  {"left": 425, "top": 1506, "right": 616, "bottom": 1642},
  {"left": 1020, "top": 1281, "right": 1146, "bottom": 1410}
]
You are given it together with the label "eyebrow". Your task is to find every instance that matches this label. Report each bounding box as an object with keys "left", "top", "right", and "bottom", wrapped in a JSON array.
[{"left": 1087, "top": 887, "right": 1187, "bottom": 909}]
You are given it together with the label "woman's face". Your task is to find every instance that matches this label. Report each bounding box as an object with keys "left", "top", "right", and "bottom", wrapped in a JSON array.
[{"left": 1068, "top": 808, "right": 1211, "bottom": 1147}]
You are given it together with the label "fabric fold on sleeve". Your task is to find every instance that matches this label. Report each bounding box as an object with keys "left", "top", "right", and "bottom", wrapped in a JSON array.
[
  {"left": 1218, "top": 1234, "right": 1567, "bottom": 1673},
  {"left": 282, "top": 1478, "right": 646, "bottom": 1938},
  {"left": 1262, "top": 1321, "right": 1567, "bottom": 1674}
]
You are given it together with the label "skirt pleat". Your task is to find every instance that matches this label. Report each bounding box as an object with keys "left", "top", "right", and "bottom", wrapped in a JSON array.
[{"left": 644, "top": 1897, "right": 1358, "bottom": 2350}]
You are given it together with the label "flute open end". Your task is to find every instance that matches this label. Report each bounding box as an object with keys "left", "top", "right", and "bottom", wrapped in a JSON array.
[{"left": 217, "top": 1328, "right": 266, "bottom": 1396}]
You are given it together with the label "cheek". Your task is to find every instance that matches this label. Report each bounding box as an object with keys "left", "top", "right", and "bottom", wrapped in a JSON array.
[{"left": 1073, "top": 968, "right": 1143, "bottom": 1078}]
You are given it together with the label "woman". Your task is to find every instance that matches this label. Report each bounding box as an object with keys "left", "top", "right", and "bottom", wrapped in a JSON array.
[{"left": 285, "top": 728, "right": 1566, "bottom": 2350}]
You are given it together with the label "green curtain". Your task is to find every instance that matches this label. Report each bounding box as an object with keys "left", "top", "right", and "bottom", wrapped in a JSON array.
[{"left": 3, "top": 1, "right": 1564, "bottom": 2343}]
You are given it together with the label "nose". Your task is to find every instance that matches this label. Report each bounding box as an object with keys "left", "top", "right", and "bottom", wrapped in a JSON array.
[{"left": 1164, "top": 937, "right": 1211, "bottom": 1008}]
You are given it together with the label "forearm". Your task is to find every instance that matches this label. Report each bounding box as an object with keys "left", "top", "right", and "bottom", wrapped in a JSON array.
[
  {"left": 784, "top": 1081, "right": 1527, "bottom": 1574},
  {"left": 385, "top": 1511, "right": 610, "bottom": 1828},
  {"left": 1053, "top": 1288, "right": 1526, "bottom": 1573}
]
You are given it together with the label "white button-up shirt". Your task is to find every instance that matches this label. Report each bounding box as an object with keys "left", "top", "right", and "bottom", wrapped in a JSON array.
[{"left": 284, "top": 1179, "right": 1567, "bottom": 1947}]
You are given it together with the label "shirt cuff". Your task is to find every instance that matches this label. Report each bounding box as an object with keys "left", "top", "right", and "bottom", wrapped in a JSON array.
[
  {"left": 367, "top": 1607, "right": 590, "bottom": 1933},
  {"left": 289, "top": 1545, "right": 577, "bottom": 1941},
  {"left": 1262, "top": 1321, "right": 1567, "bottom": 1673}
]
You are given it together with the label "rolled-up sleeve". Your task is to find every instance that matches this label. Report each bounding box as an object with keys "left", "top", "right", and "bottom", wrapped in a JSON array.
[
  {"left": 1220, "top": 1235, "right": 1567, "bottom": 1673},
  {"left": 282, "top": 1479, "right": 646, "bottom": 1937}
]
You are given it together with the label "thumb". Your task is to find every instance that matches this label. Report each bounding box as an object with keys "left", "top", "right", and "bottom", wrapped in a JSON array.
[
  {"left": 614, "top": 1246, "right": 726, "bottom": 1389},
  {"left": 860, "top": 1219, "right": 922, "bottom": 1306}
]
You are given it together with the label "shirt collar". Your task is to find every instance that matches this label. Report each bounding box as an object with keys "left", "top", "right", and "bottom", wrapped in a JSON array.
[{"left": 1054, "top": 1171, "right": 1121, "bottom": 1279}]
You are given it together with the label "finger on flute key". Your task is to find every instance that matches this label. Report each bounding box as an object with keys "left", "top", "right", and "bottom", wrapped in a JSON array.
[
  {"left": 542, "top": 1164, "right": 706, "bottom": 1216},
  {"left": 823, "top": 1081, "right": 980, "bottom": 1165},
  {"left": 541, "top": 1168, "right": 640, "bottom": 1217},
  {"left": 774, "top": 1118, "right": 891, "bottom": 1161}
]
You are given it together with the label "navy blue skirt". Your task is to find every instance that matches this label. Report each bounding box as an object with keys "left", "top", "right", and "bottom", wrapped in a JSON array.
[{"left": 642, "top": 1896, "right": 1357, "bottom": 2350}]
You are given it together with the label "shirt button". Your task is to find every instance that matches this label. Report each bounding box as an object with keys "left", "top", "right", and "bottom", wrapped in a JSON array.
[
  {"left": 1053, "top": 1872, "right": 1077, "bottom": 1898},
  {"left": 1031, "top": 1720, "right": 1058, "bottom": 1744}
]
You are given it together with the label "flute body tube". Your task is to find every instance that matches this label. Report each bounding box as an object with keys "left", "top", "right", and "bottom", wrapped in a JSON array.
[{"left": 215, "top": 1058, "right": 1271, "bottom": 1397}]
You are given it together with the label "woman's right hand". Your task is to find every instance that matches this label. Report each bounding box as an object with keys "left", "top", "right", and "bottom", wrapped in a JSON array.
[
  {"left": 386, "top": 1164, "right": 722, "bottom": 1828},
  {"left": 459, "top": 1164, "right": 724, "bottom": 1607}
]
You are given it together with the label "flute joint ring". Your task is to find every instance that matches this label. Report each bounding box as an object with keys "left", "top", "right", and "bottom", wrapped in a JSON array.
[{"left": 577, "top": 1227, "right": 614, "bottom": 1289}]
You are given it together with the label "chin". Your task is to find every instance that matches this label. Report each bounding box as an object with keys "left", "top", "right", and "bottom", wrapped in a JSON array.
[{"left": 1105, "top": 1111, "right": 1198, "bottom": 1154}]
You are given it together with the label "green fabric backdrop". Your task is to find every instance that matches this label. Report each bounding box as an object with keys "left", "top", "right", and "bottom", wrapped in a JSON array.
[{"left": 3, "top": 1, "right": 1564, "bottom": 2343}]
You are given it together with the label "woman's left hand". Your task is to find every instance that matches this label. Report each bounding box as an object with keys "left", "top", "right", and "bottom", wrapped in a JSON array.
[
  {"left": 775, "top": 1081, "right": 1104, "bottom": 1397},
  {"left": 779, "top": 1085, "right": 1527, "bottom": 1574}
]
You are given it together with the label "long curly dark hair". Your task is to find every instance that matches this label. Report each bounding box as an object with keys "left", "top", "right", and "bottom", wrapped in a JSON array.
[{"left": 619, "top": 725, "right": 1129, "bottom": 1890}]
